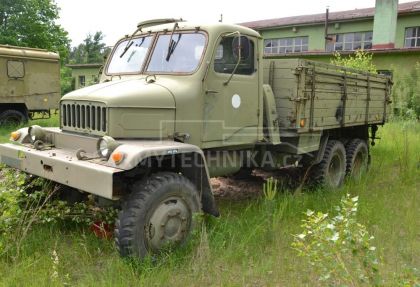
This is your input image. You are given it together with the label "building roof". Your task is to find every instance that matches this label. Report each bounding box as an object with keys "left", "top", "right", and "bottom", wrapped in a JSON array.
[
  {"left": 66, "top": 63, "right": 103, "bottom": 69},
  {"left": 241, "top": 1, "right": 420, "bottom": 30}
]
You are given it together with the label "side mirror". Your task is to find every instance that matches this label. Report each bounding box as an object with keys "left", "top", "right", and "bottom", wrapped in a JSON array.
[{"left": 232, "top": 36, "right": 250, "bottom": 61}]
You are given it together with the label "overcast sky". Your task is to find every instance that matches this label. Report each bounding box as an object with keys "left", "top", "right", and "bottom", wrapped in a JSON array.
[{"left": 55, "top": 0, "right": 414, "bottom": 47}]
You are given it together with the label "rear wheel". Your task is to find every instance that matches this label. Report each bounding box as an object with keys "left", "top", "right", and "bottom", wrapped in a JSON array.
[
  {"left": 115, "top": 172, "right": 201, "bottom": 259},
  {"left": 0, "top": 109, "right": 27, "bottom": 125},
  {"left": 309, "top": 140, "right": 346, "bottom": 189},
  {"left": 345, "top": 139, "right": 369, "bottom": 180}
]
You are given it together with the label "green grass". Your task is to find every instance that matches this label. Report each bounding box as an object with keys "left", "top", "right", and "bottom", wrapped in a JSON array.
[{"left": 0, "top": 120, "right": 419, "bottom": 286}]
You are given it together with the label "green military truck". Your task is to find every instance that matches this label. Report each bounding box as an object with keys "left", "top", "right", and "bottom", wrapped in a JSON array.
[
  {"left": 0, "top": 45, "right": 61, "bottom": 124},
  {"left": 0, "top": 19, "right": 392, "bottom": 259}
]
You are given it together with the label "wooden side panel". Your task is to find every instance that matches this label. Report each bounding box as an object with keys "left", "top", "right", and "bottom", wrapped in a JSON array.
[
  {"left": 263, "top": 59, "right": 391, "bottom": 133},
  {"left": 263, "top": 59, "right": 301, "bottom": 130}
]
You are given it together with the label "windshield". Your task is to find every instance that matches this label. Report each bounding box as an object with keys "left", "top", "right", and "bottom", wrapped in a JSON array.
[
  {"left": 107, "top": 36, "right": 153, "bottom": 74},
  {"left": 147, "top": 33, "right": 206, "bottom": 73}
]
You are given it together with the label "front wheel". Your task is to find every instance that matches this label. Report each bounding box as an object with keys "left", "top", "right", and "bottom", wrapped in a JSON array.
[{"left": 115, "top": 172, "right": 201, "bottom": 259}]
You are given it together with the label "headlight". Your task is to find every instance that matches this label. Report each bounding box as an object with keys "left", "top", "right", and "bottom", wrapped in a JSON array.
[
  {"left": 97, "top": 136, "right": 120, "bottom": 158},
  {"left": 28, "top": 125, "right": 46, "bottom": 143}
]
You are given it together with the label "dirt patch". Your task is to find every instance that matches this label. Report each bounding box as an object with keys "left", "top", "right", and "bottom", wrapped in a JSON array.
[
  {"left": 211, "top": 176, "right": 265, "bottom": 200},
  {"left": 211, "top": 168, "right": 304, "bottom": 201}
]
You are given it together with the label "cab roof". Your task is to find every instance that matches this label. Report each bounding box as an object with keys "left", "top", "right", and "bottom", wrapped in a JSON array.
[{"left": 128, "top": 21, "right": 261, "bottom": 40}]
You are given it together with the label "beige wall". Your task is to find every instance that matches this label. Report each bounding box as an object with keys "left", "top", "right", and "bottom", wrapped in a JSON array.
[{"left": 71, "top": 67, "right": 101, "bottom": 89}]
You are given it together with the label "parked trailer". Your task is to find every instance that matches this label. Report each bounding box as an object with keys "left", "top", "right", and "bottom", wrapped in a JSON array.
[
  {"left": 0, "top": 45, "right": 60, "bottom": 124},
  {"left": 0, "top": 20, "right": 392, "bottom": 260}
]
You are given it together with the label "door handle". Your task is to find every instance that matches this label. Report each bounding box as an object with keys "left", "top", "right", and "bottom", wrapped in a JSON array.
[{"left": 205, "top": 90, "right": 219, "bottom": 94}]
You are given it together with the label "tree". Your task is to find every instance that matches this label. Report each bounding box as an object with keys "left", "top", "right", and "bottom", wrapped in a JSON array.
[
  {"left": 70, "top": 31, "right": 110, "bottom": 64},
  {"left": 60, "top": 66, "right": 74, "bottom": 95},
  {"left": 330, "top": 50, "right": 377, "bottom": 73},
  {"left": 392, "top": 62, "right": 420, "bottom": 119},
  {"left": 0, "top": 0, "right": 70, "bottom": 60}
]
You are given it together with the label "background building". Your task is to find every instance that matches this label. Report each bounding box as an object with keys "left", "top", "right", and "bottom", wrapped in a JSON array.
[
  {"left": 66, "top": 63, "right": 102, "bottom": 90},
  {"left": 241, "top": 0, "right": 420, "bottom": 117}
]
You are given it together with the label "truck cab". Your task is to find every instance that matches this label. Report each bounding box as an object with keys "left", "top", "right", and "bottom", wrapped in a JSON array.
[{"left": 61, "top": 20, "right": 263, "bottom": 149}]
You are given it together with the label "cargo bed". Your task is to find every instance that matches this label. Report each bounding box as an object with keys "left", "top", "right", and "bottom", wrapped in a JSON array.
[{"left": 263, "top": 59, "right": 392, "bottom": 133}]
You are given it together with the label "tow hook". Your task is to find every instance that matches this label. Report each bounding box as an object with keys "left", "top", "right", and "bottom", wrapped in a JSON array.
[
  {"left": 76, "top": 149, "right": 101, "bottom": 161},
  {"left": 33, "top": 140, "right": 54, "bottom": 151}
]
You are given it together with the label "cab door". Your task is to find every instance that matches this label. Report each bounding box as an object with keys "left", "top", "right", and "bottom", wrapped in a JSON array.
[{"left": 202, "top": 34, "right": 259, "bottom": 148}]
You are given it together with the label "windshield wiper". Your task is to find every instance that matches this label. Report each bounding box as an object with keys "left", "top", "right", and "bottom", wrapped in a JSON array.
[
  {"left": 120, "top": 41, "right": 134, "bottom": 58},
  {"left": 166, "top": 23, "right": 182, "bottom": 62},
  {"left": 126, "top": 37, "right": 146, "bottom": 62},
  {"left": 120, "top": 36, "right": 146, "bottom": 59},
  {"left": 120, "top": 26, "right": 146, "bottom": 58}
]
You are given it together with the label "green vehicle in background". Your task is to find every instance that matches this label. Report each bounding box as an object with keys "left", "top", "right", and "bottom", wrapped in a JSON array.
[
  {"left": 0, "top": 19, "right": 392, "bottom": 259},
  {"left": 0, "top": 45, "right": 60, "bottom": 124}
]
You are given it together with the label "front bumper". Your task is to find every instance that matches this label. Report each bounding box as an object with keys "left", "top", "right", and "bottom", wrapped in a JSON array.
[
  {"left": 1, "top": 127, "right": 210, "bottom": 201},
  {"left": 0, "top": 143, "right": 123, "bottom": 199}
]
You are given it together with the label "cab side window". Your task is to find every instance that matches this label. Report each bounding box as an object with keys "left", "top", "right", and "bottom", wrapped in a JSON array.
[{"left": 214, "top": 36, "right": 254, "bottom": 75}]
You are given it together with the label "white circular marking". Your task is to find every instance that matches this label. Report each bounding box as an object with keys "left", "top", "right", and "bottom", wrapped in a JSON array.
[{"left": 232, "top": 94, "right": 241, "bottom": 109}]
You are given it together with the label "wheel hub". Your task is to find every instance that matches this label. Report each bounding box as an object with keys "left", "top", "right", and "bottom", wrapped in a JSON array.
[{"left": 146, "top": 197, "right": 190, "bottom": 251}]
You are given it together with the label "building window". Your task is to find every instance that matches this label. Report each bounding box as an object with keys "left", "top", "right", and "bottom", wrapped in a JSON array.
[
  {"left": 264, "top": 37, "right": 308, "bottom": 54},
  {"left": 404, "top": 27, "right": 420, "bottom": 47},
  {"left": 327, "top": 31, "right": 373, "bottom": 52},
  {"left": 78, "top": 75, "right": 86, "bottom": 87},
  {"left": 377, "top": 70, "right": 393, "bottom": 79},
  {"left": 215, "top": 44, "right": 224, "bottom": 59}
]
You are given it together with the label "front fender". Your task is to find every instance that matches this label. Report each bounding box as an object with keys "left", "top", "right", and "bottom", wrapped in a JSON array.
[{"left": 114, "top": 140, "right": 219, "bottom": 216}]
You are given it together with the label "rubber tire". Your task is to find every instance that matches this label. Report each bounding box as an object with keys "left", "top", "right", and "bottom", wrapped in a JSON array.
[
  {"left": 309, "top": 140, "right": 346, "bottom": 189},
  {"left": 345, "top": 139, "right": 369, "bottom": 179},
  {"left": 115, "top": 172, "right": 201, "bottom": 259},
  {"left": 0, "top": 109, "right": 27, "bottom": 125}
]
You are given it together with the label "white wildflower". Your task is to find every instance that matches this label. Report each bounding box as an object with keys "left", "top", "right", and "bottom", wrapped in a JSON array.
[
  {"left": 51, "top": 249, "right": 59, "bottom": 280},
  {"left": 330, "top": 232, "right": 339, "bottom": 242},
  {"left": 297, "top": 234, "right": 306, "bottom": 240}
]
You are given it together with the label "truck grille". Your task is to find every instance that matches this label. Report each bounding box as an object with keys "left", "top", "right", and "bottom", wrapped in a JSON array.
[{"left": 61, "top": 101, "right": 107, "bottom": 135}]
